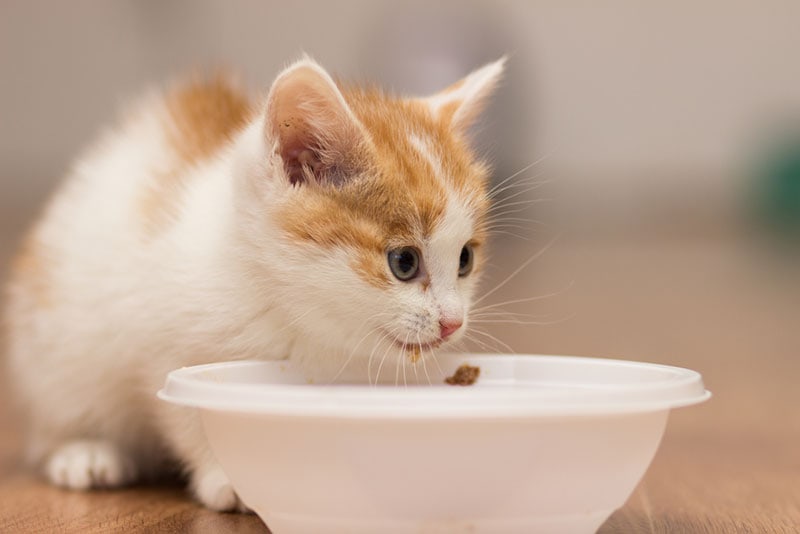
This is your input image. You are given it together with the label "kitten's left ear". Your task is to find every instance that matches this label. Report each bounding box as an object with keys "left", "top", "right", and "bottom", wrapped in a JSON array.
[{"left": 423, "top": 57, "right": 506, "bottom": 133}]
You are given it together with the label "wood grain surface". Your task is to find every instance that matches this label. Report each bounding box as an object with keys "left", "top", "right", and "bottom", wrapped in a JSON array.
[{"left": 1, "top": 235, "right": 798, "bottom": 533}]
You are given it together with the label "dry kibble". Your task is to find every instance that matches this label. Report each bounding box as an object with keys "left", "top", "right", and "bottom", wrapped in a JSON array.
[{"left": 445, "top": 364, "right": 480, "bottom": 386}]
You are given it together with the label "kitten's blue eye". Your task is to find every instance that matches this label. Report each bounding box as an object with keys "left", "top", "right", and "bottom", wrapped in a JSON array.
[
  {"left": 388, "top": 247, "right": 420, "bottom": 281},
  {"left": 459, "top": 244, "right": 474, "bottom": 277}
]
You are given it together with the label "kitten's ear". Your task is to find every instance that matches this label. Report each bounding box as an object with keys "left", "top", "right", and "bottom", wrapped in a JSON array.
[
  {"left": 423, "top": 57, "right": 506, "bottom": 133},
  {"left": 265, "top": 58, "right": 369, "bottom": 186}
]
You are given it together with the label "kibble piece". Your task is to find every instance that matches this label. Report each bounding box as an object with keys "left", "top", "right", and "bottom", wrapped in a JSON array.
[{"left": 445, "top": 364, "right": 480, "bottom": 386}]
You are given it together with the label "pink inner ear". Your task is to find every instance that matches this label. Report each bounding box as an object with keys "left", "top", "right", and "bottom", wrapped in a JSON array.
[
  {"left": 284, "top": 147, "right": 323, "bottom": 185},
  {"left": 274, "top": 114, "right": 351, "bottom": 187},
  {"left": 266, "top": 62, "right": 368, "bottom": 187},
  {"left": 275, "top": 113, "right": 317, "bottom": 185}
]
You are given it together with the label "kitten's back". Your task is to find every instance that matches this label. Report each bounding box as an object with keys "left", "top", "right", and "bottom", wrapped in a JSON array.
[
  {"left": 140, "top": 76, "right": 253, "bottom": 237},
  {"left": 4, "top": 75, "right": 253, "bottom": 427}
]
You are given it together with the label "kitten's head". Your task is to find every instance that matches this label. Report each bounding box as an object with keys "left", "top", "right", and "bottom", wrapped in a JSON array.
[{"left": 239, "top": 57, "right": 504, "bottom": 380}]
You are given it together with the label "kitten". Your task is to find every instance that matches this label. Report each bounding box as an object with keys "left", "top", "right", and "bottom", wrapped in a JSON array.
[{"left": 4, "top": 56, "right": 504, "bottom": 510}]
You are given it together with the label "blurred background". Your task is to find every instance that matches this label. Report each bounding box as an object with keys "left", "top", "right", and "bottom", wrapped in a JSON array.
[{"left": 1, "top": 0, "right": 799, "bottom": 464}]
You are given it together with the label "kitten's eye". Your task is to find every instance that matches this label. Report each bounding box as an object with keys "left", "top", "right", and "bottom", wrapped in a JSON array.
[
  {"left": 458, "top": 244, "right": 474, "bottom": 277},
  {"left": 388, "top": 247, "right": 420, "bottom": 281}
]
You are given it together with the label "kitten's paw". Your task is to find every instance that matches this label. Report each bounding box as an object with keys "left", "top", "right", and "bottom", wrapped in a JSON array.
[
  {"left": 191, "top": 465, "right": 250, "bottom": 513},
  {"left": 45, "top": 440, "right": 137, "bottom": 490}
]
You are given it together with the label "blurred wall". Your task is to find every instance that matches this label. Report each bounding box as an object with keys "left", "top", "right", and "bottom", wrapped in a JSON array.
[
  {"left": 3, "top": 2, "right": 800, "bottom": 239},
  {"left": 1, "top": 1, "right": 798, "bottom": 401}
]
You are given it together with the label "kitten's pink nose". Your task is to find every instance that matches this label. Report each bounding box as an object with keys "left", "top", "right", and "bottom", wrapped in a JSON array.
[{"left": 439, "top": 318, "right": 463, "bottom": 340}]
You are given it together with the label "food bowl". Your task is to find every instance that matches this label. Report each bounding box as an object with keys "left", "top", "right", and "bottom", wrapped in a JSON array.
[{"left": 158, "top": 354, "right": 710, "bottom": 534}]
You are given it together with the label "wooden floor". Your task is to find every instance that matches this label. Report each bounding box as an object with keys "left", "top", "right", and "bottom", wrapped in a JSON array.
[{"left": 1, "top": 234, "right": 799, "bottom": 533}]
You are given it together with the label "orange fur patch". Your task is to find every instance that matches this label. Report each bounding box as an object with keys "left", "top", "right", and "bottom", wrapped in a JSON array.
[
  {"left": 139, "top": 75, "right": 253, "bottom": 237},
  {"left": 10, "top": 233, "right": 51, "bottom": 308},
  {"left": 279, "top": 86, "right": 490, "bottom": 288}
]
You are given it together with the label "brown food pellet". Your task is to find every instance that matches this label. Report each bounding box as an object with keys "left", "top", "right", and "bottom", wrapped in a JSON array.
[{"left": 445, "top": 364, "right": 480, "bottom": 386}]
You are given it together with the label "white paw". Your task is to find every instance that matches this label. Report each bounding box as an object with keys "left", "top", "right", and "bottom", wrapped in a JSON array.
[
  {"left": 191, "top": 465, "right": 250, "bottom": 512},
  {"left": 45, "top": 440, "right": 137, "bottom": 490}
]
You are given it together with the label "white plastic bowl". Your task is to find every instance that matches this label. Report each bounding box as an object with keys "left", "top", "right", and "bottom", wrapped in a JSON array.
[{"left": 158, "top": 354, "right": 710, "bottom": 534}]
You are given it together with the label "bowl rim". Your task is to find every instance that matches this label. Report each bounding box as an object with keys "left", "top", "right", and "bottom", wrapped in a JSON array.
[{"left": 157, "top": 354, "right": 711, "bottom": 419}]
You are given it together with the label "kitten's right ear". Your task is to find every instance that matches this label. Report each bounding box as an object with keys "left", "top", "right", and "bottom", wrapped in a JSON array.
[
  {"left": 423, "top": 57, "right": 506, "bottom": 135},
  {"left": 264, "top": 58, "right": 370, "bottom": 187}
]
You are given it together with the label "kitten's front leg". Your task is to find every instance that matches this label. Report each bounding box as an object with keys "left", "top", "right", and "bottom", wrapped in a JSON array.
[
  {"left": 165, "top": 407, "right": 250, "bottom": 512},
  {"left": 189, "top": 454, "right": 250, "bottom": 513},
  {"left": 45, "top": 439, "right": 137, "bottom": 490}
]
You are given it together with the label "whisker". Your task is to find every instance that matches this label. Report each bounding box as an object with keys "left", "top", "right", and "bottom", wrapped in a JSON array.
[
  {"left": 468, "top": 329, "right": 516, "bottom": 354},
  {"left": 401, "top": 333, "right": 410, "bottom": 388},
  {"left": 353, "top": 312, "right": 397, "bottom": 385},
  {"left": 412, "top": 337, "right": 420, "bottom": 386},
  {"left": 375, "top": 330, "right": 399, "bottom": 386},
  {"left": 330, "top": 321, "right": 390, "bottom": 384},
  {"left": 489, "top": 171, "right": 549, "bottom": 195},
  {"left": 486, "top": 221, "right": 548, "bottom": 235},
  {"left": 470, "top": 306, "right": 561, "bottom": 318},
  {"left": 367, "top": 335, "right": 382, "bottom": 387},
  {"left": 489, "top": 181, "right": 548, "bottom": 207},
  {"left": 461, "top": 331, "right": 498, "bottom": 353},
  {"left": 428, "top": 346, "right": 446, "bottom": 378},
  {"left": 488, "top": 150, "right": 558, "bottom": 198},
  {"left": 469, "top": 310, "right": 559, "bottom": 321},
  {"left": 485, "top": 216, "right": 546, "bottom": 226},
  {"left": 451, "top": 337, "right": 491, "bottom": 358},
  {"left": 486, "top": 198, "right": 553, "bottom": 215},
  {"left": 485, "top": 226, "right": 540, "bottom": 238},
  {"left": 487, "top": 208, "right": 534, "bottom": 223},
  {"left": 266, "top": 307, "right": 316, "bottom": 338},
  {"left": 367, "top": 326, "right": 398, "bottom": 386},
  {"left": 450, "top": 338, "right": 466, "bottom": 353},
  {"left": 485, "top": 223, "right": 544, "bottom": 234},
  {"left": 470, "top": 314, "right": 575, "bottom": 326},
  {"left": 471, "top": 281, "right": 574, "bottom": 313},
  {"left": 395, "top": 343, "right": 401, "bottom": 387},
  {"left": 489, "top": 177, "right": 553, "bottom": 203},
  {"left": 394, "top": 331, "right": 410, "bottom": 388},
  {"left": 485, "top": 226, "right": 549, "bottom": 236},
  {"left": 486, "top": 230, "right": 533, "bottom": 241},
  {"left": 420, "top": 343, "right": 433, "bottom": 386},
  {"left": 489, "top": 163, "right": 542, "bottom": 198},
  {"left": 484, "top": 218, "right": 550, "bottom": 231},
  {"left": 485, "top": 216, "right": 551, "bottom": 234},
  {"left": 474, "top": 234, "right": 562, "bottom": 306},
  {"left": 411, "top": 333, "right": 424, "bottom": 386}
]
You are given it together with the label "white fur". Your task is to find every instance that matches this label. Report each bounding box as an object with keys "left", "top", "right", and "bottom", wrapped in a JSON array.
[
  {"left": 4, "top": 58, "right": 498, "bottom": 510},
  {"left": 46, "top": 440, "right": 137, "bottom": 490},
  {"left": 409, "top": 131, "right": 445, "bottom": 181}
]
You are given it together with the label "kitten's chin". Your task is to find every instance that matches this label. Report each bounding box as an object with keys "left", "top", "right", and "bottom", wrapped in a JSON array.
[
  {"left": 381, "top": 333, "right": 454, "bottom": 366},
  {"left": 378, "top": 329, "right": 442, "bottom": 352},
  {"left": 394, "top": 339, "right": 443, "bottom": 352}
]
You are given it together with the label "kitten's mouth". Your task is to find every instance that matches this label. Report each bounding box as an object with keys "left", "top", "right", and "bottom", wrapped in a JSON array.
[
  {"left": 396, "top": 340, "right": 441, "bottom": 351},
  {"left": 393, "top": 339, "right": 442, "bottom": 363},
  {"left": 378, "top": 329, "right": 442, "bottom": 363}
]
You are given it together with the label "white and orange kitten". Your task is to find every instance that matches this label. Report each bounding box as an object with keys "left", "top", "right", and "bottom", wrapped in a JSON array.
[{"left": 4, "top": 57, "right": 504, "bottom": 510}]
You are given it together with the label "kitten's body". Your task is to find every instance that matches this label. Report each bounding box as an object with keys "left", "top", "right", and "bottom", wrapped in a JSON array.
[{"left": 4, "top": 58, "right": 503, "bottom": 509}]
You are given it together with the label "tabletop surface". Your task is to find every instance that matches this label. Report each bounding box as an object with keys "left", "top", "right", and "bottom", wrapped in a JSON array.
[{"left": 1, "top": 236, "right": 798, "bottom": 533}]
